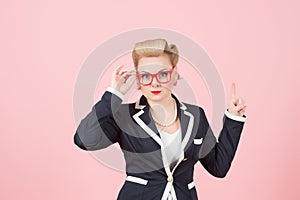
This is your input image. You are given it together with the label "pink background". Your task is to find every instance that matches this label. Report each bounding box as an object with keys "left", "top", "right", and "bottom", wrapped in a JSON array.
[{"left": 1, "top": 0, "right": 299, "bottom": 199}]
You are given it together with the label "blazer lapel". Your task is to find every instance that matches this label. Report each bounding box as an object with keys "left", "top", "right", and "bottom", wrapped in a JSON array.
[
  {"left": 132, "top": 96, "right": 162, "bottom": 147},
  {"left": 178, "top": 102, "right": 195, "bottom": 152},
  {"left": 132, "top": 94, "right": 195, "bottom": 152}
]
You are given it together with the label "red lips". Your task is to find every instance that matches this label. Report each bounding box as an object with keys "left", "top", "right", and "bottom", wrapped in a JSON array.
[{"left": 151, "top": 91, "right": 161, "bottom": 95}]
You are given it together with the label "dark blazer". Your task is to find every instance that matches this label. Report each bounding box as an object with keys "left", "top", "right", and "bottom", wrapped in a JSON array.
[{"left": 73, "top": 90, "right": 245, "bottom": 200}]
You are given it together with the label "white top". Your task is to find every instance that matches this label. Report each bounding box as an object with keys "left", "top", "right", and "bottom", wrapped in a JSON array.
[{"left": 158, "top": 128, "right": 182, "bottom": 171}]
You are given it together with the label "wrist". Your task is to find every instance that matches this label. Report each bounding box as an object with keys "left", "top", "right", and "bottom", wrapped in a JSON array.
[
  {"left": 106, "top": 87, "right": 124, "bottom": 100},
  {"left": 225, "top": 109, "right": 246, "bottom": 122}
]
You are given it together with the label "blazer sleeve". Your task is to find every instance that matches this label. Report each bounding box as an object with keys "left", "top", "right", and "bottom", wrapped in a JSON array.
[
  {"left": 199, "top": 108, "right": 246, "bottom": 178},
  {"left": 73, "top": 89, "right": 123, "bottom": 151}
]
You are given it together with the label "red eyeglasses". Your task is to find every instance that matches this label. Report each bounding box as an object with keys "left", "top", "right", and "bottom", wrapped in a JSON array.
[{"left": 136, "top": 68, "right": 175, "bottom": 86}]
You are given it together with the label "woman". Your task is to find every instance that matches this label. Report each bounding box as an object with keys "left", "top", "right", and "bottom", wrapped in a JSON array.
[{"left": 73, "top": 38, "right": 247, "bottom": 200}]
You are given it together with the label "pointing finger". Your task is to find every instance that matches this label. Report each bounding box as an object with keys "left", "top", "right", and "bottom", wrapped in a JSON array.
[{"left": 231, "top": 82, "right": 236, "bottom": 100}]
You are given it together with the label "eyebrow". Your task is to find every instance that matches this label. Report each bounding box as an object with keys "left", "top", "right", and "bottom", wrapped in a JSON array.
[{"left": 138, "top": 68, "right": 171, "bottom": 73}]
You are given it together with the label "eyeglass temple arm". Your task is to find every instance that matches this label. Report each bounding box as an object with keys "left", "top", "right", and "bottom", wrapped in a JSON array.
[{"left": 127, "top": 70, "right": 137, "bottom": 75}]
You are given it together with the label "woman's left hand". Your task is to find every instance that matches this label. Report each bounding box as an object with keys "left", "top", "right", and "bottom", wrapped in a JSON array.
[{"left": 228, "top": 83, "right": 247, "bottom": 117}]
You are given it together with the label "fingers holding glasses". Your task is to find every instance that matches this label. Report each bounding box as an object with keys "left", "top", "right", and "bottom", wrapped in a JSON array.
[
  {"left": 113, "top": 66, "right": 132, "bottom": 81},
  {"left": 111, "top": 65, "right": 137, "bottom": 95}
]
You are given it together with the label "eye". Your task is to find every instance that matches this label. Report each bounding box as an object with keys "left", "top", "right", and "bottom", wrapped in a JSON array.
[
  {"left": 159, "top": 72, "right": 168, "bottom": 77},
  {"left": 141, "top": 73, "right": 150, "bottom": 79},
  {"left": 158, "top": 71, "right": 170, "bottom": 79}
]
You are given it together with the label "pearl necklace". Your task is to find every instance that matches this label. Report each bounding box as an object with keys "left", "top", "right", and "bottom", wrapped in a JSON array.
[{"left": 151, "top": 99, "right": 178, "bottom": 127}]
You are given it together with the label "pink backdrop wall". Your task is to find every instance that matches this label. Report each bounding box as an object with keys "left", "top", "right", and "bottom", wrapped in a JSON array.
[{"left": 1, "top": 0, "right": 299, "bottom": 199}]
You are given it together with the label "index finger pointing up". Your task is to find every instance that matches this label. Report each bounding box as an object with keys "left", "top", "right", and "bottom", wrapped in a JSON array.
[{"left": 231, "top": 82, "right": 236, "bottom": 100}]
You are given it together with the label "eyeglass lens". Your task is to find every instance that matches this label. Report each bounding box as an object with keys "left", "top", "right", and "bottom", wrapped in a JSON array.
[{"left": 139, "top": 71, "right": 171, "bottom": 85}]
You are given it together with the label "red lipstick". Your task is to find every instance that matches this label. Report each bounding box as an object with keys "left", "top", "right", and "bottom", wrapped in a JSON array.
[{"left": 151, "top": 91, "right": 161, "bottom": 95}]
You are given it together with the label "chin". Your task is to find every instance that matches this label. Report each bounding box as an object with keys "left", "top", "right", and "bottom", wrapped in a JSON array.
[
  {"left": 149, "top": 96, "right": 165, "bottom": 102},
  {"left": 147, "top": 93, "right": 171, "bottom": 102},
  {"left": 144, "top": 94, "right": 159, "bottom": 100}
]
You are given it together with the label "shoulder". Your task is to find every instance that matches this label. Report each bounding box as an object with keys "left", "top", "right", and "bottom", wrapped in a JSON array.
[
  {"left": 179, "top": 101, "right": 208, "bottom": 123},
  {"left": 118, "top": 101, "right": 142, "bottom": 116},
  {"left": 180, "top": 101, "right": 206, "bottom": 114}
]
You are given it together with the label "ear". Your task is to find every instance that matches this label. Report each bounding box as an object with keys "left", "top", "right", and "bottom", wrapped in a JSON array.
[{"left": 173, "top": 66, "right": 180, "bottom": 80}]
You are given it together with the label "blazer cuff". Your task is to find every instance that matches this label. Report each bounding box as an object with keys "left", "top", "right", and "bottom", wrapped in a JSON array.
[
  {"left": 225, "top": 110, "right": 246, "bottom": 122},
  {"left": 106, "top": 87, "right": 124, "bottom": 101}
]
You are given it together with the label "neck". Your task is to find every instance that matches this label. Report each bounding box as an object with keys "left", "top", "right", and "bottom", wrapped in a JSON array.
[
  {"left": 147, "top": 95, "right": 174, "bottom": 110},
  {"left": 148, "top": 95, "right": 177, "bottom": 124}
]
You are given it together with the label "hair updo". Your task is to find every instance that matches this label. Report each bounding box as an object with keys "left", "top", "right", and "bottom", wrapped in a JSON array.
[{"left": 132, "top": 38, "right": 179, "bottom": 68}]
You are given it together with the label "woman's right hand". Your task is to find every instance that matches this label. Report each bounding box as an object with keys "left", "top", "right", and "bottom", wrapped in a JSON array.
[{"left": 110, "top": 65, "right": 136, "bottom": 95}]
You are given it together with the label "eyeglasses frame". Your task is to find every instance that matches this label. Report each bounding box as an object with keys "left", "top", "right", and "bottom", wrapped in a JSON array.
[{"left": 135, "top": 68, "right": 175, "bottom": 86}]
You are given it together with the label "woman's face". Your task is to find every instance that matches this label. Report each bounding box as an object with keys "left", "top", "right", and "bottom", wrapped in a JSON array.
[{"left": 137, "top": 54, "right": 177, "bottom": 103}]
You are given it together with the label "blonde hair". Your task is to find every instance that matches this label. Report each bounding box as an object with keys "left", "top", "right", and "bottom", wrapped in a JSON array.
[{"left": 132, "top": 38, "right": 179, "bottom": 68}]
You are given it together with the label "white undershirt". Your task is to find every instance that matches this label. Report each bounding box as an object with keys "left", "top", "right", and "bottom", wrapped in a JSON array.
[{"left": 158, "top": 128, "right": 182, "bottom": 171}]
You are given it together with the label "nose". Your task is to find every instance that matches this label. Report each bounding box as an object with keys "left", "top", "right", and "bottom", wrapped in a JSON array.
[{"left": 151, "top": 76, "right": 160, "bottom": 87}]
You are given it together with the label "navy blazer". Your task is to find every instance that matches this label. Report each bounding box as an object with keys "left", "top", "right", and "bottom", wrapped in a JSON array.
[{"left": 73, "top": 89, "right": 245, "bottom": 200}]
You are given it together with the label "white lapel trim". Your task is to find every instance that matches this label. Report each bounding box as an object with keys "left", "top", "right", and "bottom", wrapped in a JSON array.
[
  {"left": 132, "top": 109, "right": 162, "bottom": 147},
  {"left": 179, "top": 102, "right": 195, "bottom": 151}
]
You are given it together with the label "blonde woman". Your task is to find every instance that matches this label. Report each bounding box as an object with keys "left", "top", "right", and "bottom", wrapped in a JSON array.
[{"left": 74, "top": 39, "right": 247, "bottom": 199}]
